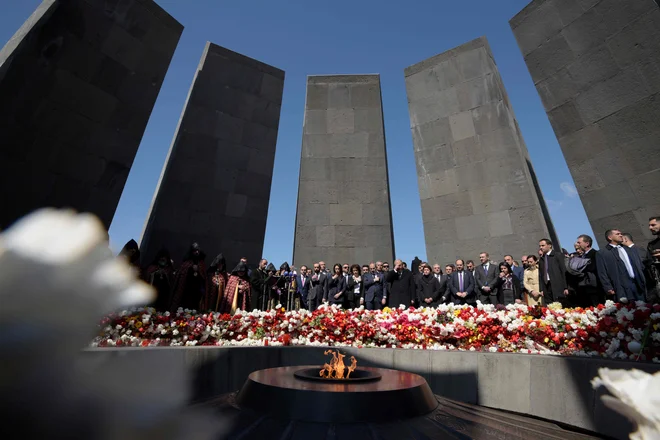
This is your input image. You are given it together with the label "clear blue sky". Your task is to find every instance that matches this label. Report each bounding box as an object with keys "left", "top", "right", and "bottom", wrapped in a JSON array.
[{"left": 2, "top": 0, "right": 594, "bottom": 265}]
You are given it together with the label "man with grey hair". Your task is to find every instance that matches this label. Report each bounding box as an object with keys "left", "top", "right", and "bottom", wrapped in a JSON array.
[
  {"left": 475, "top": 252, "right": 498, "bottom": 304},
  {"left": 385, "top": 259, "right": 415, "bottom": 308}
]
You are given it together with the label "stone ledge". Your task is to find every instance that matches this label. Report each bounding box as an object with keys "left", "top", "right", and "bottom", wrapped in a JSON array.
[
  {"left": 206, "top": 42, "right": 285, "bottom": 79},
  {"left": 82, "top": 346, "right": 659, "bottom": 439},
  {"left": 307, "top": 74, "right": 380, "bottom": 84},
  {"left": 404, "top": 36, "right": 489, "bottom": 77}
]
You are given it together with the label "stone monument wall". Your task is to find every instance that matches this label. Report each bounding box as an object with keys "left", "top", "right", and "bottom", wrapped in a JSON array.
[
  {"left": 83, "top": 346, "right": 660, "bottom": 440},
  {"left": 404, "top": 36, "right": 557, "bottom": 264},
  {"left": 293, "top": 75, "right": 395, "bottom": 267},
  {"left": 140, "top": 42, "right": 284, "bottom": 267},
  {"left": 0, "top": 0, "right": 182, "bottom": 229},
  {"left": 511, "top": 0, "right": 660, "bottom": 247}
]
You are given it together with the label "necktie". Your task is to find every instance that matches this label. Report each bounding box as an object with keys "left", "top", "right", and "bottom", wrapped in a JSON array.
[
  {"left": 544, "top": 254, "right": 549, "bottom": 282},
  {"left": 459, "top": 272, "right": 464, "bottom": 291},
  {"left": 615, "top": 246, "right": 635, "bottom": 278},
  {"left": 483, "top": 264, "right": 488, "bottom": 273}
]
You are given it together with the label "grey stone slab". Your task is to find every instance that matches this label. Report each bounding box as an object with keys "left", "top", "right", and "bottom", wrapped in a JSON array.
[
  {"left": 393, "top": 349, "right": 431, "bottom": 382},
  {"left": 294, "top": 75, "right": 394, "bottom": 267},
  {"left": 528, "top": 355, "right": 595, "bottom": 430},
  {"left": 428, "top": 351, "right": 478, "bottom": 404},
  {"left": 406, "top": 36, "right": 556, "bottom": 270},
  {"left": 511, "top": 0, "right": 660, "bottom": 248},
  {"left": 535, "top": 67, "right": 580, "bottom": 111},
  {"left": 408, "top": 88, "right": 460, "bottom": 126},
  {"left": 225, "top": 347, "right": 281, "bottom": 391},
  {"left": 451, "top": 136, "right": 483, "bottom": 167},
  {"left": 471, "top": 100, "right": 511, "bottom": 136},
  {"left": 524, "top": 33, "right": 576, "bottom": 83},
  {"left": 141, "top": 42, "right": 284, "bottom": 266},
  {"left": 422, "top": 217, "right": 459, "bottom": 244},
  {"left": 449, "top": 111, "right": 476, "bottom": 141},
  {"left": 411, "top": 117, "right": 452, "bottom": 151},
  {"left": 575, "top": 67, "right": 650, "bottom": 124},
  {"left": 547, "top": 99, "right": 585, "bottom": 138},
  {"left": 0, "top": 0, "right": 182, "bottom": 230},
  {"left": 581, "top": 182, "right": 640, "bottom": 220},
  {"left": 478, "top": 353, "right": 531, "bottom": 414},
  {"left": 421, "top": 192, "right": 472, "bottom": 222},
  {"left": 510, "top": 0, "right": 565, "bottom": 56}
]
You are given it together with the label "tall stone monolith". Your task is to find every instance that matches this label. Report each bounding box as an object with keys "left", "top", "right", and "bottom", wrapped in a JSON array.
[
  {"left": 293, "top": 75, "right": 395, "bottom": 267},
  {"left": 0, "top": 0, "right": 183, "bottom": 229},
  {"left": 511, "top": 0, "right": 660, "bottom": 247},
  {"left": 404, "top": 36, "right": 558, "bottom": 264},
  {"left": 140, "top": 42, "right": 284, "bottom": 266}
]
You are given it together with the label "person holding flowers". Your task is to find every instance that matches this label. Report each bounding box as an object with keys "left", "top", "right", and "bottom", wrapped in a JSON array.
[
  {"left": 496, "top": 262, "right": 523, "bottom": 305},
  {"left": 219, "top": 262, "right": 252, "bottom": 314},
  {"left": 523, "top": 255, "right": 543, "bottom": 306}
]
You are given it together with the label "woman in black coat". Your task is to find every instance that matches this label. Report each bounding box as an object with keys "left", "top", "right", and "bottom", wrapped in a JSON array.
[
  {"left": 326, "top": 263, "right": 346, "bottom": 306},
  {"left": 345, "top": 264, "right": 364, "bottom": 309},
  {"left": 416, "top": 264, "right": 442, "bottom": 307},
  {"left": 495, "top": 262, "right": 523, "bottom": 305}
]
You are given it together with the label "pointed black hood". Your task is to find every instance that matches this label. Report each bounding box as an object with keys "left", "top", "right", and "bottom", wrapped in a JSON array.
[
  {"left": 183, "top": 242, "right": 206, "bottom": 262},
  {"left": 208, "top": 253, "right": 226, "bottom": 273},
  {"left": 150, "top": 248, "right": 172, "bottom": 267},
  {"left": 266, "top": 262, "right": 277, "bottom": 272},
  {"left": 119, "top": 239, "right": 140, "bottom": 265},
  {"left": 231, "top": 261, "right": 248, "bottom": 276},
  {"left": 279, "top": 262, "right": 291, "bottom": 272}
]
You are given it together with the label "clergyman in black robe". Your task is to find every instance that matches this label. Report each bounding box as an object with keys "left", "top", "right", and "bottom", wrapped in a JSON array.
[{"left": 170, "top": 243, "right": 207, "bottom": 313}]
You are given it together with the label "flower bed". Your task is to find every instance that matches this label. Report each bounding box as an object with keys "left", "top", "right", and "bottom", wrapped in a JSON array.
[{"left": 92, "top": 301, "right": 660, "bottom": 362}]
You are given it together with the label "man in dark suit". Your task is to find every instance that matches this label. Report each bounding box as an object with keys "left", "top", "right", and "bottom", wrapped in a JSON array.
[
  {"left": 623, "top": 233, "right": 651, "bottom": 267},
  {"left": 448, "top": 259, "right": 476, "bottom": 305},
  {"left": 296, "top": 265, "right": 311, "bottom": 309},
  {"left": 250, "top": 259, "right": 269, "bottom": 310},
  {"left": 363, "top": 262, "right": 385, "bottom": 310},
  {"left": 648, "top": 216, "right": 660, "bottom": 303},
  {"left": 432, "top": 264, "right": 449, "bottom": 303},
  {"left": 475, "top": 252, "right": 498, "bottom": 304},
  {"left": 504, "top": 255, "right": 525, "bottom": 289},
  {"left": 385, "top": 259, "right": 416, "bottom": 308},
  {"left": 597, "top": 229, "right": 646, "bottom": 302},
  {"left": 308, "top": 263, "right": 328, "bottom": 312},
  {"left": 575, "top": 234, "right": 602, "bottom": 306},
  {"left": 538, "top": 238, "right": 569, "bottom": 305}
]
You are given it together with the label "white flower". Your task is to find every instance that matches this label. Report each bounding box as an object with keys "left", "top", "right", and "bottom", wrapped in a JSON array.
[
  {"left": 592, "top": 368, "right": 660, "bottom": 440},
  {"left": 0, "top": 209, "right": 224, "bottom": 439}
]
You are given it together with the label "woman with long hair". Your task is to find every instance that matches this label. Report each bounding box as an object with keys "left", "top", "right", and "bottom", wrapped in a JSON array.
[
  {"left": 326, "top": 263, "right": 346, "bottom": 306},
  {"left": 346, "top": 264, "right": 363, "bottom": 309},
  {"left": 495, "top": 262, "right": 523, "bottom": 305},
  {"left": 523, "top": 255, "right": 543, "bottom": 306}
]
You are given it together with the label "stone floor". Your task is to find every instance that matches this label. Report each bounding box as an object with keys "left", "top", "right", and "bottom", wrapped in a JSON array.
[{"left": 198, "top": 393, "right": 605, "bottom": 439}]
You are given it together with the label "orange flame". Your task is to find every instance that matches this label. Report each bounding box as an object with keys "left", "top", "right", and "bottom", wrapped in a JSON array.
[{"left": 319, "top": 349, "right": 357, "bottom": 379}]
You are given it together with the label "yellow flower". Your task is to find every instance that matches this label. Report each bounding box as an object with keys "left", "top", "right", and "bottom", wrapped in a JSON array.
[
  {"left": 382, "top": 307, "right": 391, "bottom": 314},
  {"left": 454, "top": 310, "right": 461, "bottom": 317},
  {"left": 544, "top": 337, "right": 549, "bottom": 343},
  {"left": 134, "top": 321, "right": 143, "bottom": 329}
]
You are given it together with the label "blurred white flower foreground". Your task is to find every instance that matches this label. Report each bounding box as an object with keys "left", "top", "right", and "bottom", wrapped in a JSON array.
[
  {"left": 0, "top": 209, "right": 223, "bottom": 440},
  {"left": 592, "top": 368, "right": 660, "bottom": 440}
]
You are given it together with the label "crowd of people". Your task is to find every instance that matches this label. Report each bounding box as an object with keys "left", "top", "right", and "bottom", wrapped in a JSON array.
[{"left": 118, "top": 217, "right": 660, "bottom": 315}]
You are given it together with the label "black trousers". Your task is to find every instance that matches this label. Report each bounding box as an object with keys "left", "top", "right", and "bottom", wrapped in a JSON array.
[{"left": 307, "top": 296, "right": 320, "bottom": 312}]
